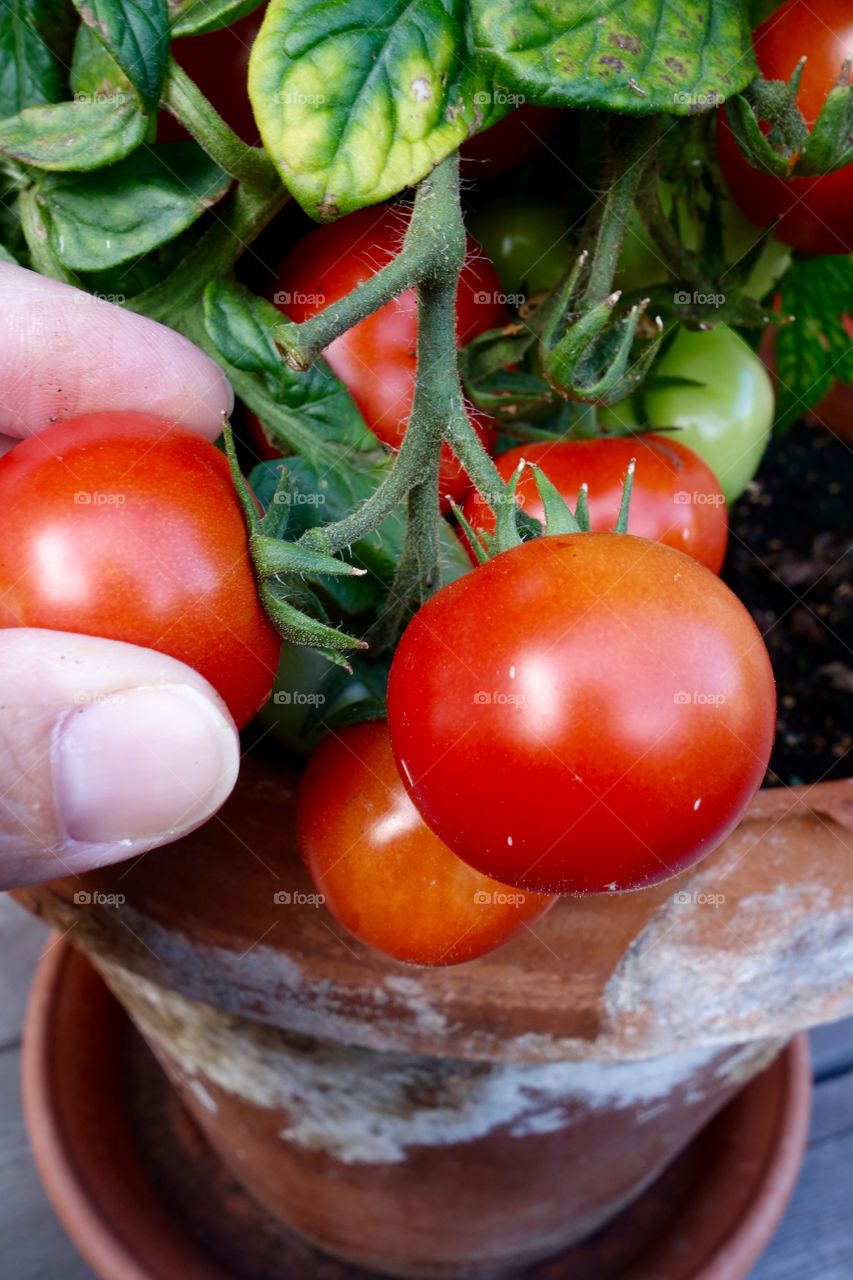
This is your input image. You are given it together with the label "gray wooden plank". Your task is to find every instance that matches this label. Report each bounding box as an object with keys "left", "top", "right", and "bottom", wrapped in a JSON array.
[
  {"left": 809, "top": 1017, "right": 853, "bottom": 1080},
  {"left": 0, "top": 1044, "right": 94, "bottom": 1279},
  {"left": 750, "top": 1071, "right": 853, "bottom": 1279},
  {"left": 0, "top": 896, "right": 49, "bottom": 1050}
]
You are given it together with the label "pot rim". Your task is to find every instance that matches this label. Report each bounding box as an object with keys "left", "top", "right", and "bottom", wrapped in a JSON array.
[{"left": 22, "top": 935, "right": 812, "bottom": 1280}]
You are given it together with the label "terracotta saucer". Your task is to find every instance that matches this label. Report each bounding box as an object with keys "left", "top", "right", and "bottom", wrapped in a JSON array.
[{"left": 22, "top": 938, "right": 811, "bottom": 1280}]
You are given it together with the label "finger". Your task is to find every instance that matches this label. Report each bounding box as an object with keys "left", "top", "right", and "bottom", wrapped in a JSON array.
[
  {"left": 0, "top": 264, "right": 234, "bottom": 440},
  {"left": 0, "top": 629, "right": 240, "bottom": 889}
]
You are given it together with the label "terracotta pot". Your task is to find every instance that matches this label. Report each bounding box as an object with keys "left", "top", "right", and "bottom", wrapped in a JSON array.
[
  {"left": 13, "top": 759, "right": 853, "bottom": 1275},
  {"left": 24, "top": 938, "right": 813, "bottom": 1280}
]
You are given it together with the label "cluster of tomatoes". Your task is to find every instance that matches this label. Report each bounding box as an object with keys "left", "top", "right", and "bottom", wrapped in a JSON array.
[{"left": 0, "top": 0, "right": 847, "bottom": 968}]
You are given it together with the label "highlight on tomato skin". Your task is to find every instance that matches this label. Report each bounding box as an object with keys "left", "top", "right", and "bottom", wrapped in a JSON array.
[
  {"left": 264, "top": 203, "right": 507, "bottom": 504},
  {"left": 461, "top": 436, "right": 729, "bottom": 573},
  {"left": 387, "top": 532, "right": 777, "bottom": 897},
  {"left": 297, "top": 720, "right": 555, "bottom": 967},
  {"left": 0, "top": 412, "right": 282, "bottom": 729}
]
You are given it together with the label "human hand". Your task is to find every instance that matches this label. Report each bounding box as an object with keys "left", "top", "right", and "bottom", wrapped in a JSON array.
[{"left": 0, "top": 265, "right": 241, "bottom": 888}]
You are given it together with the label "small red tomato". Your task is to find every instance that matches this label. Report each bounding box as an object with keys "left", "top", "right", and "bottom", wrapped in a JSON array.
[
  {"left": 298, "top": 720, "right": 554, "bottom": 965},
  {"left": 0, "top": 413, "right": 282, "bottom": 728},
  {"left": 387, "top": 533, "right": 776, "bottom": 895},
  {"left": 460, "top": 105, "right": 564, "bottom": 181},
  {"left": 717, "top": 0, "right": 853, "bottom": 255},
  {"left": 462, "top": 437, "right": 729, "bottom": 572},
  {"left": 267, "top": 204, "right": 507, "bottom": 502}
]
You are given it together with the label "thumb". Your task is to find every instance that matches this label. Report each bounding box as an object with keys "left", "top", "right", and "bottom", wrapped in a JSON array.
[{"left": 0, "top": 630, "right": 240, "bottom": 889}]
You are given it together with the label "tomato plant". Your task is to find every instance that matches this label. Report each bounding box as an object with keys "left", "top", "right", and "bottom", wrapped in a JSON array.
[
  {"left": 298, "top": 720, "right": 553, "bottom": 964},
  {"left": 159, "top": 9, "right": 265, "bottom": 145},
  {"left": 462, "top": 437, "right": 729, "bottom": 572},
  {"left": 643, "top": 325, "right": 775, "bottom": 503},
  {"left": 0, "top": 413, "right": 282, "bottom": 728},
  {"left": 387, "top": 533, "right": 776, "bottom": 896},
  {"left": 265, "top": 203, "right": 507, "bottom": 502},
  {"left": 717, "top": 0, "right": 853, "bottom": 254}
]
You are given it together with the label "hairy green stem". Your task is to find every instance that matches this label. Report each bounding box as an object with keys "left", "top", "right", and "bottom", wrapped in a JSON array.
[
  {"left": 584, "top": 116, "right": 658, "bottom": 306},
  {"left": 162, "top": 58, "right": 277, "bottom": 188}
]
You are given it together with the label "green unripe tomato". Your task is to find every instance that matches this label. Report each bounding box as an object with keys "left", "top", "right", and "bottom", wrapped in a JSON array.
[
  {"left": 468, "top": 200, "right": 572, "bottom": 300},
  {"left": 644, "top": 325, "right": 775, "bottom": 503},
  {"left": 257, "top": 646, "right": 371, "bottom": 757}
]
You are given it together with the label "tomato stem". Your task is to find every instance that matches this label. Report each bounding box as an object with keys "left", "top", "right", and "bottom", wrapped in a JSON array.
[{"left": 162, "top": 58, "right": 279, "bottom": 188}]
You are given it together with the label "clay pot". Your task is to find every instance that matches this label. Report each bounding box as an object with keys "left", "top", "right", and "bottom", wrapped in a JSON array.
[
  {"left": 14, "top": 759, "right": 853, "bottom": 1276},
  {"left": 24, "top": 938, "right": 813, "bottom": 1280}
]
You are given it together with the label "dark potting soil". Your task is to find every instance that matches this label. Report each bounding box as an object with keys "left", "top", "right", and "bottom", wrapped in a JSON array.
[{"left": 722, "top": 421, "right": 852, "bottom": 788}]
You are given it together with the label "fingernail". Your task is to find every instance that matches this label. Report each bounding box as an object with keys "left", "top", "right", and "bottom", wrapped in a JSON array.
[{"left": 55, "top": 685, "right": 239, "bottom": 844}]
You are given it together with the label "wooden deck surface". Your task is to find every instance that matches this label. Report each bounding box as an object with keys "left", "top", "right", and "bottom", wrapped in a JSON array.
[{"left": 1, "top": 894, "right": 850, "bottom": 1279}]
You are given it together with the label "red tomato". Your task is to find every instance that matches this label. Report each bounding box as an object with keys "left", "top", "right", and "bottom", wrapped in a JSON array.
[
  {"left": 298, "top": 720, "right": 554, "bottom": 965},
  {"left": 0, "top": 413, "right": 281, "bottom": 728},
  {"left": 460, "top": 105, "right": 563, "bottom": 181},
  {"left": 461, "top": 437, "right": 729, "bottom": 572},
  {"left": 267, "top": 204, "right": 508, "bottom": 502},
  {"left": 387, "top": 533, "right": 775, "bottom": 895},
  {"left": 159, "top": 9, "right": 265, "bottom": 144},
  {"left": 717, "top": 0, "right": 853, "bottom": 254}
]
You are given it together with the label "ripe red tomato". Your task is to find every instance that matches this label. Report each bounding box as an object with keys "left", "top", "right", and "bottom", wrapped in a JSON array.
[
  {"left": 717, "top": 0, "right": 853, "bottom": 254},
  {"left": 298, "top": 720, "right": 554, "bottom": 965},
  {"left": 266, "top": 204, "right": 508, "bottom": 502},
  {"left": 461, "top": 437, "right": 729, "bottom": 572},
  {"left": 0, "top": 413, "right": 281, "bottom": 728},
  {"left": 387, "top": 533, "right": 775, "bottom": 895},
  {"left": 460, "top": 105, "right": 563, "bottom": 181},
  {"left": 159, "top": 9, "right": 264, "bottom": 145}
]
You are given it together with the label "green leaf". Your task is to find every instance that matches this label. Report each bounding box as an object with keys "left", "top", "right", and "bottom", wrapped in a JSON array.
[
  {"left": 0, "top": 96, "right": 147, "bottom": 170},
  {"left": 204, "top": 279, "right": 379, "bottom": 454},
  {"left": 0, "top": 0, "right": 75, "bottom": 119},
  {"left": 248, "top": 0, "right": 504, "bottom": 220},
  {"left": 172, "top": 0, "right": 265, "bottom": 37},
  {"left": 0, "top": 241, "right": 17, "bottom": 263},
  {"left": 776, "top": 257, "right": 853, "bottom": 432},
  {"left": 36, "top": 143, "right": 231, "bottom": 270},
  {"left": 472, "top": 0, "right": 756, "bottom": 116},
  {"left": 70, "top": 22, "right": 133, "bottom": 103},
  {"left": 72, "top": 0, "right": 169, "bottom": 114}
]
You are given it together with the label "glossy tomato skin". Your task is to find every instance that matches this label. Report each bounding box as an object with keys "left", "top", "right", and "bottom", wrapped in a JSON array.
[
  {"left": 269, "top": 204, "right": 507, "bottom": 502},
  {"left": 0, "top": 413, "right": 281, "bottom": 728},
  {"left": 298, "top": 720, "right": 553, "bottom": 965},
  {"left": 643, "top": 325, "right": 775, "bottom": 504},
  {"left": 461, "top": 437, "right": 729, "bottom": 573},
  {"left": 716, "top": 0, "right": 853, "bottom": 254},
  {"left": 460, "top": 105, "right": 563, "bottom": 181},
  {"left": 159, "top": 9, "right": 264, "bottom": 144},
  {"left": 387, "top": 533, "right": 776, "bottom": 896}
]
